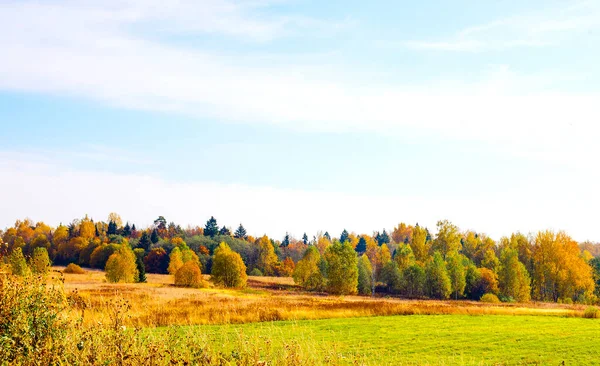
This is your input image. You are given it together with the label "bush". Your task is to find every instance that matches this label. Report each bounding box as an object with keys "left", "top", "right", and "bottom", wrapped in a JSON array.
[
  {"left": 63, "top": 263, "right": 86, "bottom": 274},
  {"left": 480, "top": 293, "right": 501, "bottom": 303},
  {"left": 583, "top": 306, "right": 599, "bottom": 319},
  {"left": 249, "top": 268, "right": 263, "bottom": 276},
  {"left": 174, "top": 261, "right": 203, "bottom": 288}
]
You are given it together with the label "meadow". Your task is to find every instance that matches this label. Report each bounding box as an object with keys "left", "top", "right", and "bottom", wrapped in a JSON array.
[{"left": 49, "top": 266, "right": 600, "bottom": 365}]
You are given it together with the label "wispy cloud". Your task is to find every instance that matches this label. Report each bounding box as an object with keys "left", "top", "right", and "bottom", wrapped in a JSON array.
[{"left": 400, "top": 1, "right": 600, "bottom": 52}]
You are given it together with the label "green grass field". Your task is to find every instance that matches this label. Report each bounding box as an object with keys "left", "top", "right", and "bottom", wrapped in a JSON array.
[{"left": 155, "top": 315, "right": 600, "bottom": 365}]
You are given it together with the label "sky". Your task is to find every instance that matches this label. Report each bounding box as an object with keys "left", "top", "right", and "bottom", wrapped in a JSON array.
[{"left": 1, "top": 0, "right": 599, "bottom": 242}]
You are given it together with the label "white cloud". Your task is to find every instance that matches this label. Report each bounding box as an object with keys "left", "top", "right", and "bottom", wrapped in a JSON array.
[
  {"left": 402, "top": 1, "right": 600, "bottom": 52},
  {"left": 1, "top": 153, "right": 599, "bottom": 242}
]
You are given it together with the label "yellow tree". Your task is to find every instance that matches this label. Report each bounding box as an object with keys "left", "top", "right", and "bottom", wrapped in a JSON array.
[
  {"left": 392, "top": 222, "right": 413, "bottom": 244},
  {"left": 410, "top": 225, "right": 429, "bottom": 263},
  {"left": 293, "top": 246, "right": 325, "bottom": 291},
  {"left": 79, "top": 216, "right": 96, "bottom": 240},
  {"left": 256, "top": 235, "right": 279, "bottom": 276},
  {"left": 211, "top": 242, "right": 247, "bottom": 288},
  {"left": 324, "top": 241, "right": 358, "bottom": 295},
  {"left": 105, "top": 244, "right": 139, "bottom": 283},
  {"left": 433, "top": 220, "right": 461, "bottom": 260},
  {"left": 168, "top": 247, "right": 184, "bottom": 275}
]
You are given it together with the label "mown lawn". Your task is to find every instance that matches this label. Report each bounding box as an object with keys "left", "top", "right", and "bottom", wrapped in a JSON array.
[{"left": 155, "top": 315, "right": 600, "bottom": 365}]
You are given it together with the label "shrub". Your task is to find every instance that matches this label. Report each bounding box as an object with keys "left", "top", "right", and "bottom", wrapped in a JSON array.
[
  {"left": 211, "top": 242, "right": 247, "bottom": 288},
  {"left": 105, "top": 245, "right": 139, "bottom": 283},
  {"left": 249, "top": 268, "right": 263, "bottom": 276},
  {"left": 174, "top": 261, "right": 203, "bottom": 288},
  {"left": 63, "top": 263, "right": 86, "bottom": 274},
  {"left": 583, "top": 306, "right": 599, "bottom": 319},
  {"left": 30, "top": 247, "right": 51, "bottom": 275},
  {"left": 480, "top": 293, "right": 501, "bottom": 303}
]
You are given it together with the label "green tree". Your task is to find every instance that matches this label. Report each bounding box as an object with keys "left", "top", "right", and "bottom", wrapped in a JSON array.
[
  {"left": 10, "top": 247, "right": 29, "bottom": 276},
  {"left": 357, "top": 254, "right": 373, "bottom": 295},
  {"left": 219, "top": 226, "right": 231, "bottom": 236},
  {"left": 355, "top": 237, "right": 367, "bottom": 253},
  {"left": 380, "top": 261, "right": 402, "bottom": 293},
  {"left": 204, "top": 216, "right": 219, "bottom": 237},
  {"left": 426, "top": 252, "right": 451, "bottom": 299},
  {"left": 302, "top": 233, "right": 309, "bottom": 245},
  {"left": 30, "top": 247, "right": 51, "bottom": 275},
  {"left": 340, "top": 229, "right": 349, "bottom": 244},
  {"left": 211, "top": 242, "right": 247, "bottom": 288},
  {"left": 234, "top": 224, "right": 247, "bottom": 239},
  {"left": 150, "top": 229, "right": 159, "bottom": 244},
  {"left": 324, "top": 241, "right": 358, "bottom": 295},
  {"left": 134, "top": 248, "right": 146, "bottom": 283},
  {"left": 446, "top": 251, "right": 466, "bottom": 299},
  {"left": 401, "top": 263, "right": 426, "bottom": 298},
  {"left": 498, "top": 247, "right": 531, "bottom": 302},
  {"left": 394, "top": 243, "right": 415, "bottom": 271},
  {"left": 105, "top": 244, "right": 139, "bottom": 283},
  {"left": 138, "top": 231, "right": 152, "bottom": 251},
  {"left": 293, "top": 246, "right": 325, "bottom": 291}
]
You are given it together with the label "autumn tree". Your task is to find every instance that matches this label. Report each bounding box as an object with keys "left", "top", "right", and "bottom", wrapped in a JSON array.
[
  {"left": 392, "top": 222, "right": 413, "bottom": 244},
  {"left": 168, "top": 247, "right": 184, "bottom": 275},
  {"left": 433, "top": 220, "right": 461, "bottom": 259},
  {"left": 498, "top": 247, "right": 531, "bottom": 302},
  {"left": 324, "top": 241, "right": 358, "bottom": 295},
  {"left": 426, "top": 252, "right": 451, "bottom": 299},
  {"left": 105, "top": 244, "right": 139, "bottom": 283},
  {"left": 256, "top": 235, "right": 279, "bottom": 276},
  {"left": 174, "top": 261, "right": 203, "bottom": 288},
  {"left": 293, "top": 246, "right": 325, "bottom": 291},
  {"left": 211, "top": 242, "right": 247, "bottom": 288},
  {"left": 411, "top": 225, "right": 429, "bottom": 263},
  {"left": 357, "top": 254, "right": 373, "bottom": 295},
  {"left": 144, "top": 247, "right": 169, "bottom": 274},
  {"left": 394, "top": 243, "right": 415, "bottom": 271},
  {"left": 30, "top": 247, "right": 51, "bottom": 275}
]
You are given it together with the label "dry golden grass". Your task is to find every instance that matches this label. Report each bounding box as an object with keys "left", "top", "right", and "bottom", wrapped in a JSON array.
[{"left": 53, "top": 266, "right": 587, "bottom": 328}]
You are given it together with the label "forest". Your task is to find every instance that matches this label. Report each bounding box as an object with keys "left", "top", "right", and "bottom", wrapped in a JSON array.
[{"left": 2, "top": 213, "right": 599, "bottom": 304}]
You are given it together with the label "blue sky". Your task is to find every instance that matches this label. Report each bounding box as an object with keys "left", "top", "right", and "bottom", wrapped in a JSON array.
[{"left": 1, "top": 0, "right": 599, "bottom": 241}]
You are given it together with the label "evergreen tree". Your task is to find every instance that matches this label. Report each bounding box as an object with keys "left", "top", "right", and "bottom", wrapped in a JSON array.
[
  {"left": 340, "top": 229, "right": 349, "bottom": 244},
  {"left": 282, "top": 232, "right": 290, "bottom": 247},
  {"left": 122, "top": 222, "right": 131, "bottom": 237},
  {"left": 219, "top": 226, "right": 231, "bottom": 236},
  {"left": 204, "top": 216, "right": 219, "bottom": 237},
  {"left": 131, "top": 224, "right": 137, "bottom": 232},
  {"left": 139, "top": 231, "right": 152, "bottom": 251},
  {"left": 234, "top": 224, "right": 247, "bottom": 239},
  {"left": 323, "top": 231, "right": 331, "bottom": 241},
  {"left": 95, "top": 225, "right": 100, "bottom": 238},
  {"left": 107, "top": 220, "right": 118, "bottom": 235},
  {"left": 302, "top": 233, "right": 309, "bottom": 245},
  {"left": 134, "top": 248, "right": 147, "bottom": 283},
  {"left": 355, "top": 237, "right": 367, "bottom": 253},
  {"left": 150, "top": 229, "right": 159, "bottom": 244},
  {"left": 154, "top": 216, "right": 167, "bottom": 231},
  {"left": 376, "top": 229, "right": 391, "bottom": 246}
]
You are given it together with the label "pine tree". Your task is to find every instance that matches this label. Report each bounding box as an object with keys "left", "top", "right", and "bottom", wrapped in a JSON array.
[
  {"left": 219, "top": 226, "right": 231, "bottom": 236},
  {"left": 234, "top": 224, "right": 247, "bottom": 239},
  {"left": 107, "top": 220, "right": 117, "bottom": 235},
  {"left": 139, "top": 231, "right": 152, "bottom": 251},
  {"left": 204, "top": 216, "right": 219, "bottom": 237},
  {"left": 302, "top": 233, "right": 309, "bottom": 245},
  {"left": 131, "top": 224, "right": 137, "bottom": 232},
  {"left": 282, "top": 233, "right": 290, "bottom": 247},
  {"left": 324, "top": 232, "right": 331, "bottom": 241},
  {"left": 122, "top": 222, "right": 131, "bottom": 237},
  {"left": 150, "top": 229, "right": 159, "bottom": 244},
  {"left": 340, "top": 229, "right": 349, "bottom": 244},
  {"left": 355, "top": 237, "right": 367, "bottom": 253},
  {"left": 134, "top": 248, "right": 147, "bottom": 283}
]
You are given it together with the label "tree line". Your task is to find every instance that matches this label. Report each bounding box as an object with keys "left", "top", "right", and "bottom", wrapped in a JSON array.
[{"left": 1, "top": 215, "right": 598, "bottom": 304}]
